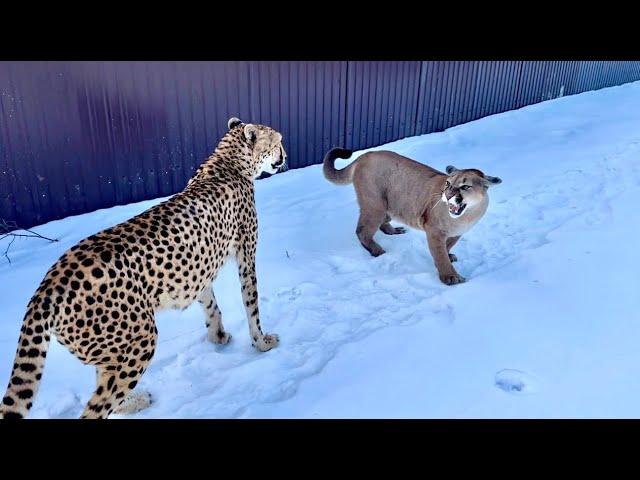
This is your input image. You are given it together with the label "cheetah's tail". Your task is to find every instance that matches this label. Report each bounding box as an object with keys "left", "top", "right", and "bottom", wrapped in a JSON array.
[{"left": 0, "top": 304, "right": 53, "bottom": 419}]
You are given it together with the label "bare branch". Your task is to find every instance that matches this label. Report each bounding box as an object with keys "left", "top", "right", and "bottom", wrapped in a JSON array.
[
  {"left": 0, "top": 218, "right": 59, "bottom": 264},
  {"left": 3, "top": 235, "right": 15, "bottom": 264}
]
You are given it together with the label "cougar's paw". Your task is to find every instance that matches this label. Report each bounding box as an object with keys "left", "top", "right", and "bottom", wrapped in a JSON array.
[
  {"left": 362, "top": 243, "right": 386, "bottom": 257},
  {"left": 381, "top": 225, "right": 407, "bottom": 235},
  {"left": 439, "top": 272, "right": 466, "bottom": 285},
  {"left": 448, "top": 253, "right": 458, "bottom": 262}
]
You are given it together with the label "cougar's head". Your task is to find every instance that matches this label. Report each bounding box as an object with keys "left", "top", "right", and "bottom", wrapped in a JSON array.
[{"left": 441, "top": 166, "right": 502, "bottom": 218}]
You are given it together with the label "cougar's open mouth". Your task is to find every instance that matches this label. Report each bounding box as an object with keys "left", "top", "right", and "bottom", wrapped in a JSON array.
[{"left": 448, "top": 202, "right": 467, "bottom": 217}]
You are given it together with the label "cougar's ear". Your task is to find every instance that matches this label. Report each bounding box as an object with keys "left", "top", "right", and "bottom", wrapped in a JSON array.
[
  {"left": 228, "top": 117, "right": 242, "bottom": 130},
  {"left": 484, "top": 175, "right": 502, "bottom": 186},
  {"left": 446, "top": 165, "right": 459, "bottom": 175},
  {"left": 244, "top": 124, "right": 258, "bottom": 143}
]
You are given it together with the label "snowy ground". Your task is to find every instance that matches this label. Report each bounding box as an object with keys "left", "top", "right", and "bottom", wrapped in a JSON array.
[{"left": 1, "top": 81, "right": 639, "bottom": 418}]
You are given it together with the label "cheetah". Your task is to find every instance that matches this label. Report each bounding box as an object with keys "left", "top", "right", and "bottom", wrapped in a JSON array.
[{"left": 0, "top": 117, "right": 287, "bottom": 419}]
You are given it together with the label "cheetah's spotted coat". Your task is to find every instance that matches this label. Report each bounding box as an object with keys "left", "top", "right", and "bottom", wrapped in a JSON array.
[{"left": 0, "top": 117, "right": 287, "bottom": 419}]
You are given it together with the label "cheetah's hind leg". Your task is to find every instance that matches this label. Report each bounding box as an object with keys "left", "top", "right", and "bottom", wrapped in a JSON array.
[
  {"left": 113, "top": 390, "right": 153, "bottom": 415},
  {"left": 198, "top": 286, "right": 232, "bottom": 345}
]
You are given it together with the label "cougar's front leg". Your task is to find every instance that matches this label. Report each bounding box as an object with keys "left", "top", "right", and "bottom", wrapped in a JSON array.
[
  {"left": 426, "top": 231, "right": 466, "bottom": 285},
  {"left": 446, "top": 236, "right": 461, "bottom": 262}
]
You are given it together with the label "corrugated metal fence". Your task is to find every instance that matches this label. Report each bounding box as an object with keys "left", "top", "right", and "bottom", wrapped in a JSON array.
[{"left": 2, "top": 61, "right": 640, "bottom": 229}]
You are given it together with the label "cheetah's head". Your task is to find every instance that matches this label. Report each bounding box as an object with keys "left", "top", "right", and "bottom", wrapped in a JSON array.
[{"left": 228, "top": 117, "right": 288, "bottom": 178}]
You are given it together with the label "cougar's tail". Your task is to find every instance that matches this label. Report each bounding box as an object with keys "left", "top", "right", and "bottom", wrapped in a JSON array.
[{"left": 323, "top": 147, "right": 357, "bottom": 185}]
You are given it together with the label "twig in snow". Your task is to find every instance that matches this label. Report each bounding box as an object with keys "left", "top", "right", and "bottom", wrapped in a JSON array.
[
  {"left": 0, "top": 218, "right": 59, "bottom": 264},
  {"left": 3, "top": 235, "right": 16, "bottom": 264}
]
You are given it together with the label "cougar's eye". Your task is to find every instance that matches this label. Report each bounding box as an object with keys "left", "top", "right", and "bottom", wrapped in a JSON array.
[
  {"left": 461, "top": 185, "right": 471, "bottom": 191},
  {"left": 445, "top": 181, "right": 451, "bottom": 188}
]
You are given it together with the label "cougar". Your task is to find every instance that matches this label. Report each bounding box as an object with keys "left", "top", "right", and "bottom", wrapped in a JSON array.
[{"left": 323, "top": 148, "right": 502, "bottom": 285}]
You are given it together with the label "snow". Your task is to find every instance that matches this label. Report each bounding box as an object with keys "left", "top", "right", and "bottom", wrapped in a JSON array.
[{"left": 1, "top": 81, "right": 639, "bottom": 418}]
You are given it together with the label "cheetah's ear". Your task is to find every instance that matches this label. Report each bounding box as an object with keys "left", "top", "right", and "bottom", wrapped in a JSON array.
[
  {"left": 244, "top": 124, "right": 258, "bottom": 143},
  {"left": 228, "top": 117, "right": 243, "bottom": 130}
]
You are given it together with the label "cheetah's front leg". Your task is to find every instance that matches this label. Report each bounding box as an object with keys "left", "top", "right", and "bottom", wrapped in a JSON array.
[
  {"left": 198, "top": 285, "right": 231, "bottom": 345},
  {"left": 236, "top": 239, "right": 279, "bottom": 352}
]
